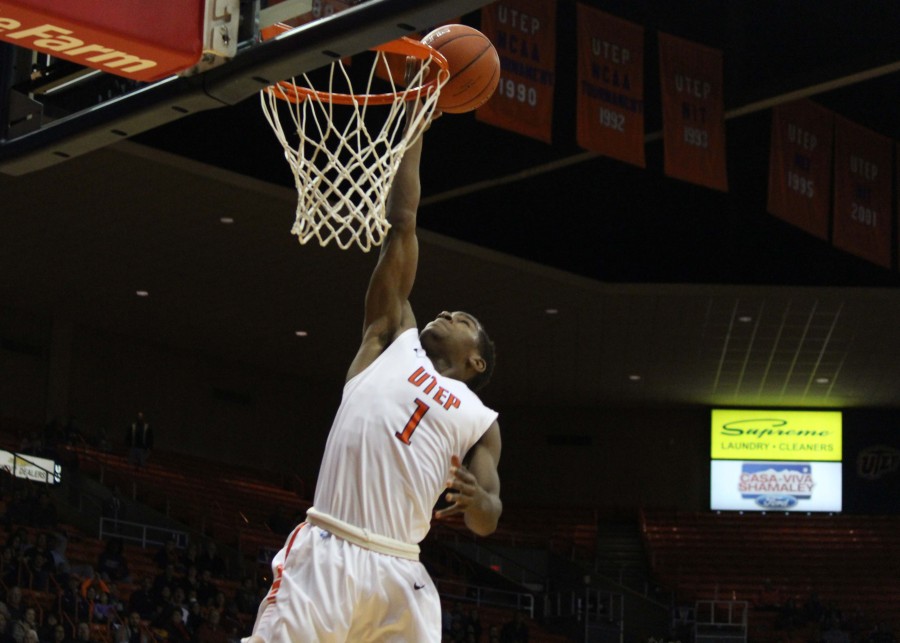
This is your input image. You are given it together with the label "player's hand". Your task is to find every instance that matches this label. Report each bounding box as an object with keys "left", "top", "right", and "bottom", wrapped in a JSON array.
[{"left": 434, "top": 455, "right": 484, "bottom": 519}]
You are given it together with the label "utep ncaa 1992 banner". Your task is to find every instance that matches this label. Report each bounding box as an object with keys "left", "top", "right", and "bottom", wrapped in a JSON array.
[
  {"left": 478, "top": 0, "right": 557, "bottom": 143},
  {"left": 575, "top": 5, "right": 645, "bottom": 167},
  {"left": 658, "top": 32, "right": 727, "bottom": 191},
  {"left": 767, "top": 100, "right": 834, "bottom": 240},
  {"left": 832, "top": 115, "right": 893, "bottom": 269}
]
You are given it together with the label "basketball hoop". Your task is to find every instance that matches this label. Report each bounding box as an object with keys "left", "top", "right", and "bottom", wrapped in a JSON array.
[{"left": 260, "top": 24, "right": 449, "bottom": 251}]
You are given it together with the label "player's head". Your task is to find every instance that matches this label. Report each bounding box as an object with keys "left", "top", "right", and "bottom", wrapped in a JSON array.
[{"left": 420, "top": 311, "right": 495, "bottom": 391}]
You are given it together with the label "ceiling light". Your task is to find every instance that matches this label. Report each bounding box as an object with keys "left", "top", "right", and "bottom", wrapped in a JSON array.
[
  {"left": 294, "top": 330, "right": 308, "bottom": 337},
  {"left": 135, "top": 290, "right": 149, "bottom": 297},
  {"left": 737, "top": 315, "right": 752, "bottom": 323},
  {"left": 220, "top": 217, "right": 234, "bottom": 224},
  {"left": 815, "top": 377, "right": 829, "bottom": 384},
  {"left": 628, "top": 374, "right": 641, "bottom": 381},
  {"left": 544, "top": 308, "right": 558, "bottom": 315}
]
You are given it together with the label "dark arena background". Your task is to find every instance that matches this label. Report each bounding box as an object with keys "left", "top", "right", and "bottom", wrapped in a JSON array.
[{"left": 2, "top": 1, "right": 900, "bottom": 641}]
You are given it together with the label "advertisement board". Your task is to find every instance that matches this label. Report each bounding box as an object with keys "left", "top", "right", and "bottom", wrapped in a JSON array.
[
  {"left": 0, "top": 450, "right": 61, "bottom": 484},
  {"left": 710, "top": 409, "right": 842, "bottom": 512}
]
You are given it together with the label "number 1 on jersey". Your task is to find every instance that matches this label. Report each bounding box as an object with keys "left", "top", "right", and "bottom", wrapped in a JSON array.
[{"left": 396, "top": 398, "right": 429, "bottom": 445}]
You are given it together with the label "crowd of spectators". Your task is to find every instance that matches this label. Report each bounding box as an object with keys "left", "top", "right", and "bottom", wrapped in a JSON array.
[{"left": 0, "top": 478, "right": 264, "bottom": 643}]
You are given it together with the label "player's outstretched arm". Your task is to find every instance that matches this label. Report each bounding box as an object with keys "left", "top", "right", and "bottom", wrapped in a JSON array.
[
  {"left": 435, "top": 422, "right": 503, "bottom": 536},
  {"left": 346, "top": 113, "right": 431, "bottom": 381}
]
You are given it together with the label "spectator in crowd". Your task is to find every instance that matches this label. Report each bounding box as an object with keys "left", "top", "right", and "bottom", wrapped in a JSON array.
[
  {"left": 153, "top": 541, "right": 179, "bottom": 571},
  {"left": 0, "top": 612, "right": 13, "bottom": 643},
  {"left": 233, "top": 577, "right": 258, "bottom": 615},
  {"left": 148, "top": 586, "right": 173, "bottom": 627},
  {"left": 185, "top": 599, "right": 204, "bottom": 633},
  {"left": 180, "top": 544, "right": 200, "bottom": 574},
  {"left": 219, "top": 601, "right": 244, "bottom": 640},
  {"left": 180, "top": 565, "right": 200, "bottom": 597},
  {"left": 74, "top": 621, "right": 100, "bottom": 643},
  {"left": 867, "top": 623, "right": 898, "bottom": 643},
  {"left": 0, "top": 548, "right": 19, "bottom": 588},
  {"left": 48, "top": 531, "right": 78, "bottom": 581},
  {"left": 170, "top": 587, "right": 189, "bottom": 624},
  {"left": 127, "top": 578, "right": 155, "bottom": 621},
  {"left": 151, "top": 564, "right": 178, "bottom": 599},
  {"left": 195, "top": 569, "right": 218, "bottom": 606},
  {"left": 125, "top": 412, "right": 153, "bottom": 468},
  {"left": 60, "top": 576, "right": 90, "bottom": 624},
  {"left": 50, "top": 624, "right": 68, "bottom": 643},
  {"left": 92, "top": 591, "right": 118, "bottom": 624},
  {"left": 196, "top": 542, "right": 226, "bottom": 579},
  {"left": 96, "top": 538, "right": 131, "bottom": 583},
  {"left": 6, "top": 529, "right": 30, "bottom": 558},
  {"left": 38, "top": 612, "right": 60, "bottom": 643},
  {"left": 159, "top": 607, "right": 191, "bottom": 643},
  {"left": 487, "top": 625, "right": 501, "bottom": 643},
  {"left": 821, "top": 616, "right": 851, "bottom": 643},
  {"left": 25, "top": 548, "right": 55, "bottom": 591},
  {"left": 467, "top": 607, "right": 483, "bottom": 642},
  {"left": 500, "top": 610, "right": 529, "bottom": 643},
  {"left": 448, "top": 617, "right": 467, "bottom": 642},
  {"left": 11, "top": 607, "right": 39, "bottom": 643},
  {"left": 115, "top": 612, "right": 147, "bottom": 643},
  {"left": 195, "top": 608, "right": 228, "bottom": 643},
  {"left": 4, "top": 587, "right": 24, "bottom": 623}
]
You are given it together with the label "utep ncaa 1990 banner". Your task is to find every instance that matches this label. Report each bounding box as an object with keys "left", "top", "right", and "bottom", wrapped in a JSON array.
[
  {"left": 478, "top": 0, "right": 557, "bottom": 143},
  {"left": 658, "top": 32, "right": 727, "bottom": 192},
  {"left": 0, "top": 0, "right": 204, "bottom": 82},
  {"left": 575, "top": 5, "right": 645, "bottom": 168},
  {"left": 767, "top": 100, "right": 834, "bottom": 241}
]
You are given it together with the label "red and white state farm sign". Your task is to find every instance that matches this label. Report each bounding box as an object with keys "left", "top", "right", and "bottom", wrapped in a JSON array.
[{"left": 0, "top": 0, "right": 204, "bottom": 82}]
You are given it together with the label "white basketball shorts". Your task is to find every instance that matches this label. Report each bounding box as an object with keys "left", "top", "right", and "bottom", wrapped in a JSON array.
[{"left": 245, "top": 523, "right": 441, "bottom": 642}]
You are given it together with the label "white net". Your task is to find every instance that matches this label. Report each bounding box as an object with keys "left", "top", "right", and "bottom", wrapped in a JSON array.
[{"left": 260, "top": 48, "right": 446, "bottom": 252}]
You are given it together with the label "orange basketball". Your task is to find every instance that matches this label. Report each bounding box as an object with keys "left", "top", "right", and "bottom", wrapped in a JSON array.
[{"left": 421, "top": 24, "right": 500, "bottom": 114}]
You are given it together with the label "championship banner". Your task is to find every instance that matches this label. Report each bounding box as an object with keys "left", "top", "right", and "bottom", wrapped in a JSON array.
[
  {"left": 575, "top": 5, "right": 645, "bottom": 167},
  {"left": 477, "top": 0, "right": 557, "bottom": 143},
  {"left": 658, "top": 32, "right": 727, "bottom": 191},
  {"left": 832, "top": 115, "right": 893, "bottom": 269},
  {"left": 0, "top": 0, "right": 204, "bottom": 82},
  {"left": 767, "top": 100, "right": 834, "bottom": 240}
]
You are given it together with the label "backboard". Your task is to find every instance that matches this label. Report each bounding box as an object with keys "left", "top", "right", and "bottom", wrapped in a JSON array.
[{"left": 0, "top": 0, "right": 494, "bottom": 176}]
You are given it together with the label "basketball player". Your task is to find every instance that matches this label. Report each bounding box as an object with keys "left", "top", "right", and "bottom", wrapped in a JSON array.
[{"left": 246, "top": 109, "right": 502, "bottom": 642}]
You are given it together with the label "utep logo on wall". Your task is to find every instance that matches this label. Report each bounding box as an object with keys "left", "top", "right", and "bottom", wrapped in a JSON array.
[
  {"left": 857, "top": 445, "right": 900, "bottom": 480},
  {"left": 739, "top": 462, "right": 814, "bottom": 509}
]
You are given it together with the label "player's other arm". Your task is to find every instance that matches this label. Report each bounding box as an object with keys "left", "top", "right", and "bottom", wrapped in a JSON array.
[
  {"left": 436, "top": 421, "right": 503, "bottom": 536},
  {"left": 346, "top": 120, "right": 427, "bottom": 381}
]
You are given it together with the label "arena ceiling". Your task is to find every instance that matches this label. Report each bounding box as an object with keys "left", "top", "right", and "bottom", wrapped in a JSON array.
[{"left": 3, "top": 0, "right": 900, "bottom": 412}]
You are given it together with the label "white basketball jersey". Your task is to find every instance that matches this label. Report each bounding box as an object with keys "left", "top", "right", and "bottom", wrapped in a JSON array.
[{"left": 312, "top": 328, "right": 498, "bottom": 545}]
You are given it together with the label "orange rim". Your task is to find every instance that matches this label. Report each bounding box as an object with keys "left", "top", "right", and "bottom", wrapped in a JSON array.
[{"left": 261, "top": 23, "right": 449, "bottom": 105}]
